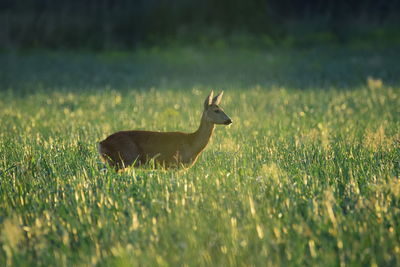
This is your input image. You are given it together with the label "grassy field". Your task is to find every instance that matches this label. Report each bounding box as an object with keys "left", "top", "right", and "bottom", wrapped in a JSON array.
[{"left": 0, "top": 47, "right": 400, "bottom": 266}]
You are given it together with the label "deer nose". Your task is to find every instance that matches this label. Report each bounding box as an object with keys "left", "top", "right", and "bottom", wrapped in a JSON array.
[{"left": 224, "top": 119, "right": 232, "bottom": 125}]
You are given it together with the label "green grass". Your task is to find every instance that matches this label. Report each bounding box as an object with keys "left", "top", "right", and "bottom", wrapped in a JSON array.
[{"left": 0, "top": 47, "right": 400, "bottom": 266}]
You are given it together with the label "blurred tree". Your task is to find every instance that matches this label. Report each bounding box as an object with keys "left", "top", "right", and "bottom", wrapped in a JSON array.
[{"left": 0, "top": 0, "right": 399, "bottom": 49}]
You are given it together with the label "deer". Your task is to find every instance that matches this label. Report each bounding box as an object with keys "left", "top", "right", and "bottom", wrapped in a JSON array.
[{"left": 98, "top": 91, "right": 232, "bottom": 171}]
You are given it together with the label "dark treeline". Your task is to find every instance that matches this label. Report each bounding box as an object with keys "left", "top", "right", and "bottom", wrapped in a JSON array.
[{"left": 1, "top": 0, "right": 399, "bottom": 49}]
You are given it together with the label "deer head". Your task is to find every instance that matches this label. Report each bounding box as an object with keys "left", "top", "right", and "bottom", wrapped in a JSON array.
[{"left": 203, "top": 91, "right": 232, "bottom": 125}]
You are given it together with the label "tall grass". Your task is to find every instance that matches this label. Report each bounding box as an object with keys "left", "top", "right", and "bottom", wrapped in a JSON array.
[{"left": 0, "top": 48, "right": 399, "bottom": 266}]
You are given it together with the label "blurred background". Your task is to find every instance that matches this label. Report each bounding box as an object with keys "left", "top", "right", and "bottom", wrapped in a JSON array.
[
  {"left": 1, "top": 0, "right": 400, "bottom": 93},
  {"left": 1, "top": 0, "right": 400, "bottom": 50}
]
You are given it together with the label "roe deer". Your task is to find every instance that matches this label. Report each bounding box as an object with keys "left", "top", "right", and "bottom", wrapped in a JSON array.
[{"left": 98, "top": 91, "right": 232, "bottom": 170}]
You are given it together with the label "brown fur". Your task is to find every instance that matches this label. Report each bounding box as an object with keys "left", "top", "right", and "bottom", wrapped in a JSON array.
[{"left": 98, "top": 91, "right": 231, "bottom": 171}]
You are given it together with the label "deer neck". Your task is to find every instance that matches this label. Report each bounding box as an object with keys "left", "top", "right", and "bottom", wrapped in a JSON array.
[{"left": 191, "top": 113, "right": 215, "bottom": 154}]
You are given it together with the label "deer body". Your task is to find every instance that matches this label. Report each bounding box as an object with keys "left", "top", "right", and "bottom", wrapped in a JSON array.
[{"left": 99, "top": 91, "right": 231, "bottom": 170}]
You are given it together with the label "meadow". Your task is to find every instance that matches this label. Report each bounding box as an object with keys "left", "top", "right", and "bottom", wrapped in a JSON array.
[{"left": 0, "top": 46, "right": 399, "bottom": 266}]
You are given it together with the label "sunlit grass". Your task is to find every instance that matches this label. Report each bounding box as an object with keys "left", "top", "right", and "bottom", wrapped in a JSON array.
[{"left": 0, "top": 49, "right": 399, "bottom": 266}]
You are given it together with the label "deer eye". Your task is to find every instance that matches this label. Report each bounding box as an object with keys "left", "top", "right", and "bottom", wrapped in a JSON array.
[{"left": 214, "top": 110, "right": 220, "bottom": 113}]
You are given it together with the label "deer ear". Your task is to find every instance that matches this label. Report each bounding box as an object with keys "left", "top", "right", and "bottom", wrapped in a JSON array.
[
  {"left": 204, "top": 90, "right": 213, "bottom": 109},
  {"left": 212, "top": 91, "right": 223, "bottom": 105}
]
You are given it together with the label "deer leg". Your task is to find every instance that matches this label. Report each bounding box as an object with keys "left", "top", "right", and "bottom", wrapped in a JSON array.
[
  {"left": 117, "top": 141, "right": 141, "bottom": 169},
  {"left": 99, "top": 141, "right": 141, "bottom": 171}
]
